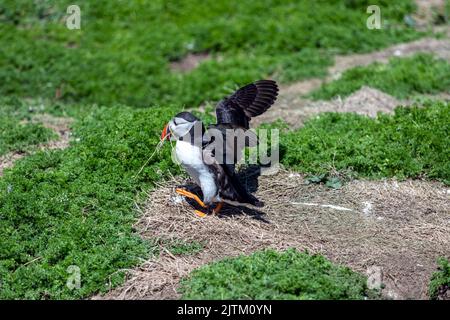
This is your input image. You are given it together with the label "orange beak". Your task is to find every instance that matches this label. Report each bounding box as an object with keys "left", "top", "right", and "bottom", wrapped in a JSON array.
[{"left": 161, "top": 123, "right": 171, "bottom": 141}]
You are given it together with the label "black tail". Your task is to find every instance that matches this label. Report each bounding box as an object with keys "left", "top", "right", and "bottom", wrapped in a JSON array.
[{"left": 222, "top": 164, "right": 264, "bottom": 207}]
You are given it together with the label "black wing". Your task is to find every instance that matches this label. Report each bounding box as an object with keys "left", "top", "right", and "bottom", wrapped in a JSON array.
[
  {"left": 215, "top": 80, "right": 278, "bottom": 129},
  {"left": 201, "top": 80, "right": 278, "bottom": 207}
]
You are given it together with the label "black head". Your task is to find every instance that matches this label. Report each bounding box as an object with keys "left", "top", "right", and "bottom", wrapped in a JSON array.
[
  {"left": 173, "top": 112, "right": 199, "bottom": 124},
  {"left": 161, "top": 111, "right": 203, "bottom": 142}
]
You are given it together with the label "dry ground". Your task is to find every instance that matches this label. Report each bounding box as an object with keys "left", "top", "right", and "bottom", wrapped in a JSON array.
[
  {"left": 98, "top": 171, "right": 449, "bottom": 300},
  {"left": 170, "top": 53, "right": 211, "bottom": 73},
  {"left": 254, "top": 86, "right": 405, "bottom": 129},
  {"left": 414, "top": 0, "right": 448, "bottom": 29}
]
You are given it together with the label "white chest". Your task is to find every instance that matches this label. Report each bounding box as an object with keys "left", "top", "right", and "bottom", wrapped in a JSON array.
[{"left": 175, "top": 141, "right": 218, "bottom": 204}]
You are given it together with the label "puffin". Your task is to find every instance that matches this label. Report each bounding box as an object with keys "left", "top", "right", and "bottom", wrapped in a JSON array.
[{"left": 161, "top": 80, "right": 278, "bottom": 216}]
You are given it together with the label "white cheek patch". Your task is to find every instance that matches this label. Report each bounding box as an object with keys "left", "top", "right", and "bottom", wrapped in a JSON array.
[
  {"left": 172, "top": 122, "right": 194, "bottom": 138},
  {"left": 174, "top": 117, "right": 188, "bottom": 125}
]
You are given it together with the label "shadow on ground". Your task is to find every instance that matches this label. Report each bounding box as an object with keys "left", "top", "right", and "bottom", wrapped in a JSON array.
[{"left": 177, "top": 165, "right": 269, "bottom": 222}]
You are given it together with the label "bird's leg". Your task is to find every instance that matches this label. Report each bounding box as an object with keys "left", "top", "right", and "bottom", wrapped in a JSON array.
[
  {"left": 176, "top": 188, "right": 209, "bottom": 217},
  {"left": 212, "top": 201, "right": 223, "bottom": 214},
  {"left": 175, "top": 189, "right": 223, "bottom": 217},
  {"left": 175, "top": 188, "right": 207, "bottom": 208},
  {"left": 196, "top": 202, "right": 222, "bottom": 217}
]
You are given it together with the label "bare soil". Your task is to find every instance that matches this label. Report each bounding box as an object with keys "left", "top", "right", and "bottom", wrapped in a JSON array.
[
  {"left": 330, "top": 37, "right": 450, "bottom": 79},
  {"left": 414, "top": 0, "right": 448, "bottom": 28},
  {"left": 253, "top": 86, "right": 404, "bottom": 129},
  {"left": 30, "top": 114, "right": 72, "bottom": 150},
  {"left": 0, "top": 152, "right": 27, "bottom": 177},
  {"left": 170, "top": 53, "right": 211, "bottom": 73}
]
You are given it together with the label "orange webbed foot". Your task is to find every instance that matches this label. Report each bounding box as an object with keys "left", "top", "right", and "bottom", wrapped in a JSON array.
[
  {"left": 176, "top": 189, "right": 223, "bottom": 217},
  {"left": 175, "top": 188, "right": 207, "bottom": 208},
  {"left": 194, "top": 210, "right": 207, "bottom": 218}
]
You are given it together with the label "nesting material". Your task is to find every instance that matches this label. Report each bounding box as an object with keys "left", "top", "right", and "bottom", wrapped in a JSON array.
[{"left": 97, "top": 170, "right": 449, "bottom": 300}]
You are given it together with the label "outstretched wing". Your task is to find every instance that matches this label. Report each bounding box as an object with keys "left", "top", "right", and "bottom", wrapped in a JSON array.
[
  {"left": 215, "top": 79, "right": 278, "bottom": 129},
  {"left": 207, "top": 79, "right": 279, "bottom": 164},
  {"left": 200, "top": 80, "right": 278, "bottom": 207}
]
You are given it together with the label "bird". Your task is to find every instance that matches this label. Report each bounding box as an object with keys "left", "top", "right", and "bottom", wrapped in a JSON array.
[{"left": 160, "top": 79, "right": 278, "bottom": 217}]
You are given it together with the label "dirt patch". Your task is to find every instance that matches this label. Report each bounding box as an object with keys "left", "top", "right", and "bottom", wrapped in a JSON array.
[
  {"left": 253, "top": 86, "right": 402, "bottom": 129},
  {"left": 414, "top": 0, "right": 447, "bottom": 28},
  {"left": 437, "top": 284, "right": 450, "bottom": 300},
  {"left": 335, "top": 86, "right": 402, "bottom": 116},
  {"left": 253, "top": 34, "right": 450, "bottom": 129},
  {"left": 30, "top": 114, "right": 72, "bottom": 149},
  {"left": 170, "top": 53, "right": 211, "bottom": 73},
  {"left": 97, "top": 170, "right": 449, "bottom": 300},
  {"left": 329, "top": 37, "right": 450, "bottom": 79},
  {"left": 414, "top": 92, "right": 450, "bottom": 101},
  {"left": 0, "top": 114, "right": 72, "bottom": 176},
  {"left": 0, "top": 152, "right": 27, "bottom": 177},
  {"left": 280, "top": 78, "right": 323, "bottom": 96}
]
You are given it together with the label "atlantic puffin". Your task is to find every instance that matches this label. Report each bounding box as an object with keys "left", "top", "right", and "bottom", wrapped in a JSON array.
[{"left": 161, "top": 80, "right": 278, "bottom": 216}]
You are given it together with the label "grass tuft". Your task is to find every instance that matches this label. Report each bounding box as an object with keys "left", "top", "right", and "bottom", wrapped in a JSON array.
[
  {"left": 0, "top": 118, "right": 56, "bottom": 156},
  {"left": 179, "top": 249, "right": 373, "bottom": 300},
  {"left": 429, "top": 257, "right": 450, "bottom": 300},
  {"left": 280, "top": 101, "right": 450, "bottom": 184}
]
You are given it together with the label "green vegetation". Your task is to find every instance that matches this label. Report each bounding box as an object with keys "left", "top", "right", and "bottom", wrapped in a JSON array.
[
  {"left": 0, "top": 0, "right": 421, "bottom": 107},
  {"left": 280, "top": 101, "right": 450, "bottom": 184},
  {"left": 1, "top": 0, "right": 448, "bottom": 300},
  {"left": 0, "top": 102, "right": 180, "bottom": 299},
  {"left": 180, "top": 249, "right": 371, "bottom": 299},
  {"left": 163, "top": 239, "right": 204, "bottom": 256},
  {"left": 429, "top": 258, "right": 450, "bottom": 300},
  {"left": 304, "top": 173, "right": 344, "bottom": 189},
  {"left": 310, "top": 54, "right": 450, "bottom": 100},
  {"left": 0, "top": 119, "right": 56, "bottom": 156},
  {"left": 0, "top": 98, "right": 60, "bottom": 156}
]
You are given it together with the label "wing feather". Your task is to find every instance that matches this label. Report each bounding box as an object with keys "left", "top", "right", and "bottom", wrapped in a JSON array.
[
  {"left": 203, "top": 79, "right": 277, "bottom": 207},
  {"left": 215, "top": 79, "right": 278, "bottom": 129}
]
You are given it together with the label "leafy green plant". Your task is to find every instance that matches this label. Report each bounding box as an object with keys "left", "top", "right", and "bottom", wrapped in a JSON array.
[
  {"left": 0, "top": 102, "right": 181, "bottom": 299},
  {"left": 162, "top": 239, "right": 204, "bottom": 256},
  {"left": 305, "top": 174, "right": 343, "bottom": 189},
  {"left": 281, "top": 101, "right": 450, "bottom": 184},
  {"left": 429, "top": 258, "right": 450, "bottom": 300},
  {"left": 179, "top": 249, "right": 372, "bottom": 300},
  {"left": 0, "top": 0, "right": 422, "bottom": 107},
  {"left": 0, "top": 118, "right": 56, "bottom": 156}
]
